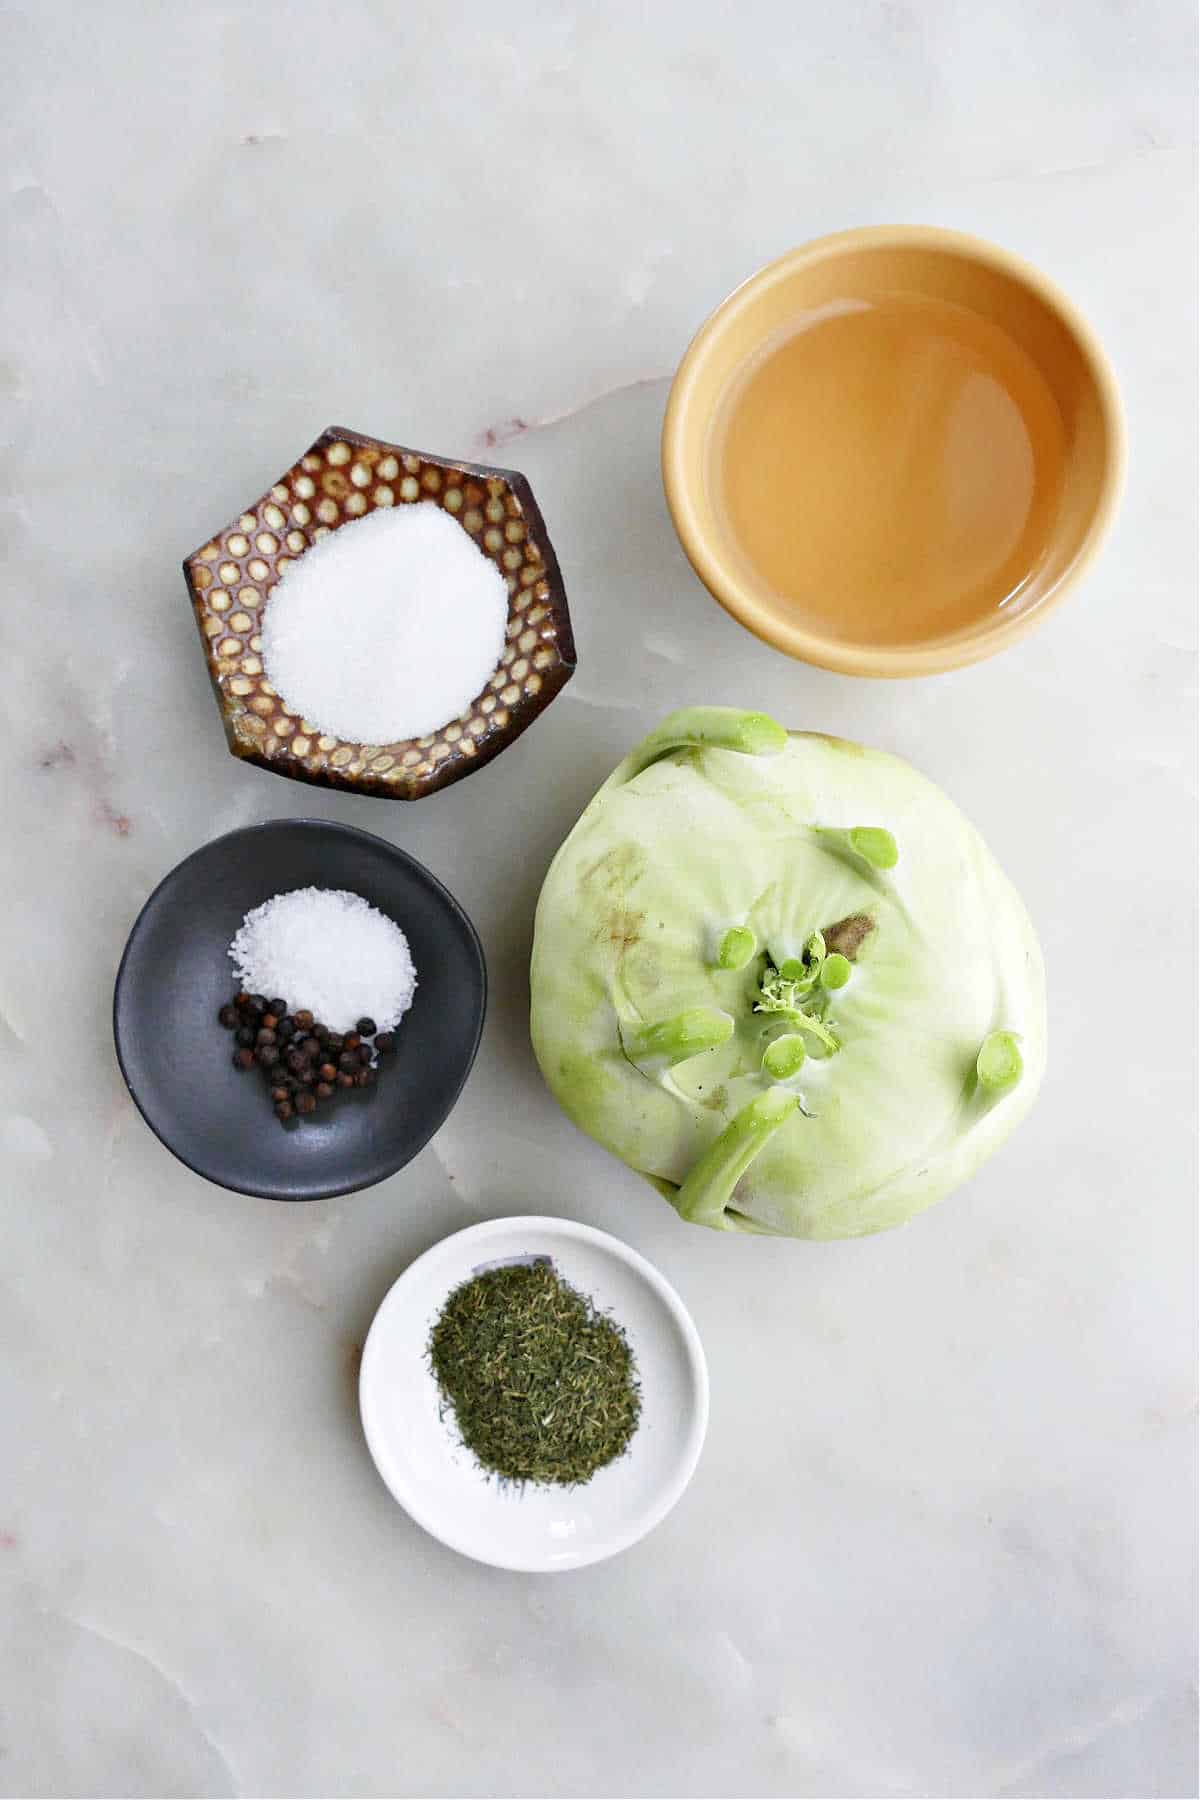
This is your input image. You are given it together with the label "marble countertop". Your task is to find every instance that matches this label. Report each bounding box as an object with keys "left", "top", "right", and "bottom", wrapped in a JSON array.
[{"left": 1, "top": 4, "right": 1196, "bottom": 1796}]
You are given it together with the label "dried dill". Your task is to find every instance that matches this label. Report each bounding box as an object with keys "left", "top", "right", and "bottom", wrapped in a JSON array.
[{"left": 428, "top": 1261, "right": 642, "bottom": 1486}]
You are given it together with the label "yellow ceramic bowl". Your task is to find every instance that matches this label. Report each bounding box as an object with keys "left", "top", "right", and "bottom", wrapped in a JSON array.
[{"left": 662, "top": 226, "right": 1124, "bottom": 677}]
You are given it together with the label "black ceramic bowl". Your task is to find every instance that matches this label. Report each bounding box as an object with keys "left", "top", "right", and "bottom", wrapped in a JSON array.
[{"left": 113, "top": 819, "right": 486, "bottom": 1201}]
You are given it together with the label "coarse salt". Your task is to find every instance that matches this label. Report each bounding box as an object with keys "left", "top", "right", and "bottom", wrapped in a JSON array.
[
  {"left": 228, "top": 888, "right": 418, "bottom": 1033},
  {"left": 261, "top": 503, "right": 508, "bottom": 744}
]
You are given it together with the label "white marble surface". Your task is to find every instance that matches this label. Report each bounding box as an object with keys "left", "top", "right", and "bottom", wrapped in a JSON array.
[{"left": 1, "top": 4, "right": 1196, "bottom": 1796}]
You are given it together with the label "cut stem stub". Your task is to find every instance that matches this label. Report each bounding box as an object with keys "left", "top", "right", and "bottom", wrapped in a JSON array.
[
  {"left": 675, "top": 1087, "right": 800, "bottom": 1229},
  {"left": 977, "top": 1030, "right": 1023, "bottom": 1093},
  {"left": 715, "top": 926, "right": 756, "bottom": 971},
  {"left": 762, "top": 1034, "right": 808, "bottom": 1080},
  {"left": 621, "top": 1007, "right": 734, "bottom": 1072}
]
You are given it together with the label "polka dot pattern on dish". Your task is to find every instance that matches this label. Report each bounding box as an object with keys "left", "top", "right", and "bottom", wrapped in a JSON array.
[{"left": 184, "top": 428, "right": 575, "bottom": 799}]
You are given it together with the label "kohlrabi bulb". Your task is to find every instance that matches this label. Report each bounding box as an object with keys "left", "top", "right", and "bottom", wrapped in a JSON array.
[{"left": 530, "top": 707, "right": 1046, "bottom": 1238}]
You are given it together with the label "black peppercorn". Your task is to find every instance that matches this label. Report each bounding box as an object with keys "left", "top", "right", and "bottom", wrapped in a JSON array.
[
  {"left": 223, "top": 982, "right": 382, "bottom": 1121},
  {"left": 374, "top": 1031, "right": 396, "bottom": 1055}
]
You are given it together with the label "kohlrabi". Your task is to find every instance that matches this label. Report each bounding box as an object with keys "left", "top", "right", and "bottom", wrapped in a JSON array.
[{"left": 530, "top": 707, "right": 1046, "bottom": 1238}]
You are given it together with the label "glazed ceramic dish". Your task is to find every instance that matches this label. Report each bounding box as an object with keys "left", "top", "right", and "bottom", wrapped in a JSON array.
[
  {"left": 113, "top": 819, "right": 486, "bottom": 1200},
  {"left": 359, "top": 1217, "right": 709, "bottom": 1571},
  {"left": 184, "top": 427, "right": 576, "bottom": 800},
  {"left": 662, "top": 226, "right": 1125, "bottom": 677}
]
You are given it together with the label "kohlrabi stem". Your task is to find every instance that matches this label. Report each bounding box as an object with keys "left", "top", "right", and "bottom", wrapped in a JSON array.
[
  {"left": 620, "top": 1007, "right": 734, "bottom": 1071},
  {"left": 779, "top": 933, "right": 826, "bottom": 987},
  {"left": 715, "top": 925, "right": 756, "bottom": 970},
  {"left": 675, "top": 1088, "right": 800, "bottom": 1228},
  {"left": 977, "top": 1030, "right": 1023, "bottom": 1093},
  {"left": 620, "top": 707, "right": 787, "bottom": 780},
  {"left": 762, "top": 1034, "right": 807, "bottom": 1080},
  {"left": 849, "top": 826, "right": 898, "bottom": 869},
  {"left": 820, "top": 952, "right": 852, "bottom": 990},
  {"left": 781, "top": 1011, "right": 840, "bottom": 1053},
  {"left": 754, "top": 965, "right": 842, "bottom": 1053},
  {"left": 815, "top": 824, "right": 899, "bottom": 871}
]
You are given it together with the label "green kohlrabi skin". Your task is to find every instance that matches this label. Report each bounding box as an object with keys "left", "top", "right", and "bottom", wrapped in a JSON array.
[{"left": 529, "top": 707, "right": 1047, "bottom": 1239}]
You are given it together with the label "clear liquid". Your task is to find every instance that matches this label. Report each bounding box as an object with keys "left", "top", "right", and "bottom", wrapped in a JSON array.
[{"left": 712, "top": 294, "right": 1067, "bottom": 645}]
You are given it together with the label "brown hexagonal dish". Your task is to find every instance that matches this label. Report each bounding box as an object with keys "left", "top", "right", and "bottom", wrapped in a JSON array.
[{"left": 183, "top": 426, "right": 576, "bottom": 800}]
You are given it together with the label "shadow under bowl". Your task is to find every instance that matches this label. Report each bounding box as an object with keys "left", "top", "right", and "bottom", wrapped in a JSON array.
[{"left": 113, "top": 819, "right": 486, "bottom": 1201}]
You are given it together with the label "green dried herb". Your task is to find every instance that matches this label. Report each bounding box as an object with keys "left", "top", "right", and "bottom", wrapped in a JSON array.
[{"left": 429, "top": 1260, "right": 642, "bottom": 1487}]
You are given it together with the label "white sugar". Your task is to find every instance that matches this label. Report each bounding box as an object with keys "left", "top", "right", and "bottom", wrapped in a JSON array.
[
  {"left": 228, "top": 888, "right": 417, "bottom": 1033},
  {"left": 261, "top": 503, "right": 508, "bottom": 744}
]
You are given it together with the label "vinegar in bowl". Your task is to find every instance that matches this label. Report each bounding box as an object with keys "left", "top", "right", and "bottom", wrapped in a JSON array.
[{"left": 710, "top": 292, "right": 1067, "bottom": 648}]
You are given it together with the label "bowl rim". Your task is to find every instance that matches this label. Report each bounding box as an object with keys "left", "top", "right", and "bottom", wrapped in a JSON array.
[
  {"left": 661, "top": 223, "right": 1127, "bottom": 678},
  {"left": 111, "top": 816, "right": 487, "bottom": 1201},
  {"left": 358, "top": 1214, "right": 711, "bottom": 1571}
]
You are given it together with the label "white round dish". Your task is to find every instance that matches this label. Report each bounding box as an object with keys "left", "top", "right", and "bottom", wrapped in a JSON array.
[{"left": 359, "top": 1216, "right": 709, "bottom": 1572}]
